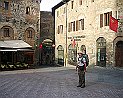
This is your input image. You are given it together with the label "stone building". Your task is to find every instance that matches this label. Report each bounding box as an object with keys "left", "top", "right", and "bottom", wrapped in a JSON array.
[
  {"left": 40, "top": 11, "right": 55, "bottom": 65},
  {"left": 52, "top": 0, "right": 123, "bottom": 67},
  {"left": 0, "top": 0, "right": 40, "bottom": 66}
]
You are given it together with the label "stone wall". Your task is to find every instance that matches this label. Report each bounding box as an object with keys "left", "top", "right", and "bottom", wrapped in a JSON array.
[
  {"left": 0, "top": 0, "right": 40, "bottom": 47},
  {"left": 54, "top": 0, "right": 123, "bottom": 67}
]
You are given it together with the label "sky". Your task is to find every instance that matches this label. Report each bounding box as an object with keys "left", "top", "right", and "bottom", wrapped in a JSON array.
[{"left": 40, "top": 0, "right": 61, "bottom": 11}]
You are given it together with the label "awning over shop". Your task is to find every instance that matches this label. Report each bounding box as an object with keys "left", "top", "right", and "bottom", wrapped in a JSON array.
[
  {"left": 0, "top": 49, "right": 34, "bottom": 52},
  {"left": 0, "top": 40, "right": 33, "bottom": 51},
  {"left": 0, "top": 40, "right": 32, "bottom": 48}
]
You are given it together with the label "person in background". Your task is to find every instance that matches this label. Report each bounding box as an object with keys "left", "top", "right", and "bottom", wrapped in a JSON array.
[{"left": 76, "top": 51, "right": 86, "bottom": 88}]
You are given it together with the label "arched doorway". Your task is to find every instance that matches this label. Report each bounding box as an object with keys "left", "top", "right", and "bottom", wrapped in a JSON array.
[
  {"left": 115, "top": 41, "right": 123, "bottom": 67},
  {"left": 96, "top": 37, "right": 106, "bottom": 67},
  {"left": 68, "top": 44, "right": 77, "bottom": 65},
  {"left": 57, "top": 45, "right": 64, "bottom": 65}
]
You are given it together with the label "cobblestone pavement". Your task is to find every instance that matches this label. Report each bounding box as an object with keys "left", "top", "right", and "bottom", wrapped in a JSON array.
[{"left": 0, "top": 66, "right": 123, "bottom": 98}]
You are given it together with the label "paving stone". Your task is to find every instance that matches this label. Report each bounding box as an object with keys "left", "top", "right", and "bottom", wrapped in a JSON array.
[{"left": 0, "top": 66, "right": 123, "bottom": 98}]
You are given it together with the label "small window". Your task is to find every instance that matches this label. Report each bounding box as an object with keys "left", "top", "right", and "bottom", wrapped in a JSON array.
[
  {"left": 4, "top": 1, "right": 9, "bottom": 10},
  {"left": 4, "top": 28, "right": 10, "bottom": 37},
  {"left": 63, "top": 7, "right": 66, "bottom": 14},
  {"left": 28, "top": 30, "right": 32, "bottom": 38},
  {"left": 17, "top": 5, "right": 19, "bottom": 10},
  {"left": 79, "top": 0, "right": 82, "bottom": 5},
  {"left": 57, "top": 11, "right": 59, "bottom": 17},
  {"left": 58, "top": 25, "right": 63, "bottom": 34},
  {"left": 71, "top": 1, "right": 74, "bottom": 9},
  {"left": 26, "top": 7, "right": 30, "bottom": 14}
]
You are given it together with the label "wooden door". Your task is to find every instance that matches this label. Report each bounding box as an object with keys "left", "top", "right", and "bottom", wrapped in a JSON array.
[{"left": 115, "top": 41, "right": 123, "bottom": 67}]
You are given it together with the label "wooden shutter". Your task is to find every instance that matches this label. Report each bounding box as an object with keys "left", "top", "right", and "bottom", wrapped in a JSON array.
[
  {"left": 58, "top": 26, "right": 60, "bottom": 34},
  {"left": 100, "top": 14, "right": 103, "bottom": 28},
  {"left": 108, "top": 11, "right": 112, "bottom": 26},
  {"left": 73, "top": 21, "right": 75, "bottom": 31},
  {"left": 104, "top": 13, "right": 108, "bottom": 26},
  {"left": 76, "top": 20, "right": 79, "bottom": 31},
  {"left": 82, "top": 19, "right": 84, "bottom": 30},
  {"left": 70, "top": 22, "right": 72, "bottom": 32},
  {"left": 68, "top": 23, "right": 71, "bottom": 32}
]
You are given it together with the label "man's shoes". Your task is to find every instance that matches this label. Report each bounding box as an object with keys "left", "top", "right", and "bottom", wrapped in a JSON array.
[
  {"left": 81, "top": 85, "right": 85, "bottom": 88},
  {"left": 77, "top": 85, "right": 81, "bottom": 87}
]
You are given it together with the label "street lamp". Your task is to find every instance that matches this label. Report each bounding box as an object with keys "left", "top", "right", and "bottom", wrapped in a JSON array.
[{"left": 62, "top": 0, "right": 68, "bottom": 67}]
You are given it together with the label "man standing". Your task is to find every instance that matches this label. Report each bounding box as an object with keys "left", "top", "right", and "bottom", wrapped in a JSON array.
[{"left": 76, "top": 51, "right": 86, "bottom": 88}]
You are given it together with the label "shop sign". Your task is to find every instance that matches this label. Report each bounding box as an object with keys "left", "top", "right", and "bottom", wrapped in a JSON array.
[{"left": 68, "top": 35, "right": 85, "bottom": 41}]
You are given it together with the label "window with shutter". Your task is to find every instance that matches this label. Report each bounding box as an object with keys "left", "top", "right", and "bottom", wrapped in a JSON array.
[{"left": 104, "top": 11, "right": 112, "bottom": 26}]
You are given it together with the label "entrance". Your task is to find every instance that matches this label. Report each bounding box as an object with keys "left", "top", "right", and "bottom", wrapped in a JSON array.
[
  {"left": 115, "top": 41, "right": 123, "bottom": 67},
  {"left": 57, "top": 45, "right": 64, "bottom": 65},
  {"left": 96, "top": 37, "right": 106, "bottom": 67},
  {"left": 41, "top": 39, "right": 54, "bottom": 65}
]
